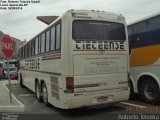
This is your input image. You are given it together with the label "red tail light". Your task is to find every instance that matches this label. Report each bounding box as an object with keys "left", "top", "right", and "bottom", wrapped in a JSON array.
[{"left": 66, "top": 77, "right": 74, "bottom": 93}]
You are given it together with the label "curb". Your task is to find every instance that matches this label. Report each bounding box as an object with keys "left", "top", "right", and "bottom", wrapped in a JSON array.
[{"left": 0, "top": 84, "right": 25, "bottom": 112}]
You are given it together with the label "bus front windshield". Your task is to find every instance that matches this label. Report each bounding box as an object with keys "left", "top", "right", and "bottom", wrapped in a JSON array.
[{"left": 72, "top": 20, "right": 126, "bottom": 41}]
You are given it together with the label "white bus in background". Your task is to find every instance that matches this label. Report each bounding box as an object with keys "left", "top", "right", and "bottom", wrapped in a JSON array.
[
  {"left": 18, "top": 10, "right": 130, "bottom": 109},
  {"left": 128, "top": 13, "right": 160, "bottom": 104}
]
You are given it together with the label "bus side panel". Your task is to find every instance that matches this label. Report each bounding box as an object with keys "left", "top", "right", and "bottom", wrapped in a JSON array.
[
  {"left": 21, "top": 70, "right": 36, "bottom": 92},
  {"left": 130, "top": 62, "right": 160, "bottom": 93}
]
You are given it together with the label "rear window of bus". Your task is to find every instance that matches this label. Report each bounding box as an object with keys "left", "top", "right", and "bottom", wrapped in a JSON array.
[{"left": 72, "top": 20, "right": 126, "bottom": 41}]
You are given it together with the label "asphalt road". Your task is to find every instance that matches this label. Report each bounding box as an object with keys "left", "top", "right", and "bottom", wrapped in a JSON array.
[{"left": 6, "top": 81, "right": 160, "bottom": 120}]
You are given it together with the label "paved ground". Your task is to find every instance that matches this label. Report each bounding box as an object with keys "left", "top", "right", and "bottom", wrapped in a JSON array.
[
  {"left": 1, "top": 80, "right": 160, "bottom": 120},
  {"left": 0, "top": 80, "right": 25, "bottom": 112}
]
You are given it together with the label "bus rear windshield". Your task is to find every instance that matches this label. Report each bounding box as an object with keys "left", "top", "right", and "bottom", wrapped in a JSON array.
[{"left": 73, "top": 20, "right": 126, "bottom": 41}]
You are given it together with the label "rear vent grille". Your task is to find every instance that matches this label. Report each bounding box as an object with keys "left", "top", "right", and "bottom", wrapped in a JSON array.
[
  {"left": 51, "top": 91, "right": 59, "bottom": 100},
  {"left": 51, "top": 76, "right": 59, "bottom": 100},
  {"left": 51, "top": 84, "right": 59, "bottom": 92}
]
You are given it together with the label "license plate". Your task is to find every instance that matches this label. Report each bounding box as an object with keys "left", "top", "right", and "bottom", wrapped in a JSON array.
[{"left": 97, "top": 96, "right": 108, "bottom": 102}]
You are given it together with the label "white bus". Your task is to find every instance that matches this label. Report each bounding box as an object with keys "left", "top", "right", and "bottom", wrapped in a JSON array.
[
  {"left": 128, "top": 13, "right": 160, "bottom": 104},
  {"left": 18, "top": 10, "right": 130, "bottom": 109}
]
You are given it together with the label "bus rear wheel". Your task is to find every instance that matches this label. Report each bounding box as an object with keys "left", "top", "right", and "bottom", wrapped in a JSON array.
[
  {"left": 42, "top": 82, "right": 49, "bottom": 106},
  {"left": 139, "top": 78, "right": 160, "bottom": 104},
  {"left": 35, "top": 81, "right": 43, "bottom": 102}
]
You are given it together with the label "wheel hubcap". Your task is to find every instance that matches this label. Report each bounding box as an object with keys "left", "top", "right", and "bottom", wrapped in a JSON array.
[
  {"left": 42, "top": 86, "right": 48, "bottom": 102},
  {"left": 144, "top": 84, "right": 156, "bottom": 100}
]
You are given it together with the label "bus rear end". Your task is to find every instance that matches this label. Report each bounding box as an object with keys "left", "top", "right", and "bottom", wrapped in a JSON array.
[{"left": 64, "top": 10, "right": 129, "bottom": 109}]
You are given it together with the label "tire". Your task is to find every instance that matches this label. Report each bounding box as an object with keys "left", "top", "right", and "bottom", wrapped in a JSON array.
[
  {"left": 129, "top": 82, "right": 136, "bottom": 100},
  {"left": 42, "top": 82, "right": 49, "bottom": 106},
  {"left": 35, "top": 81, "right": 43, "bottom": 102},
  {"left": 139, "top": 78, "right": 160, "bottom": 104},
  {"left": 19, "top": 74, "right": 25, "bottom": 88}
]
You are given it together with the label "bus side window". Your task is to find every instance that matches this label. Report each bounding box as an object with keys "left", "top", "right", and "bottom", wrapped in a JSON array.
[
  {"left": 41, "top": 33, "right": 46, "bottom": 53},
  {"left": 51, "top": 27, "right": 55, "bottom": 51},
  {"left": 56, "top": 23, "right": 61, "bottom": 50},
  {"left": 46, "top": 30, "right": 50, "bottom": 52}
]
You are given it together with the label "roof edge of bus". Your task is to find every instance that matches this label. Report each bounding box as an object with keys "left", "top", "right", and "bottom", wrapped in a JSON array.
[
  {"left": 127, "top": 12, "right": 160, "bottom": 26},
  {"left": 68, "top": 9, "right": 124, "bottom": 17}
]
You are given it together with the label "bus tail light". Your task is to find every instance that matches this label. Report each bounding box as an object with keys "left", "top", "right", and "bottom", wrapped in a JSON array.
[{"left": 66, "top": 77, "right": 74, "bottom": 93}]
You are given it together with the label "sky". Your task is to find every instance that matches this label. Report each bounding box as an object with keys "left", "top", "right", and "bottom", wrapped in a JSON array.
[{"left": 0, "top": 0, "right": 160, "bottom": 41}]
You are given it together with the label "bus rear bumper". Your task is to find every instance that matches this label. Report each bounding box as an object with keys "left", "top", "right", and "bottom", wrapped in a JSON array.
[{"left": 64, "top": 89, "right": 129, "bottom": 109}]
